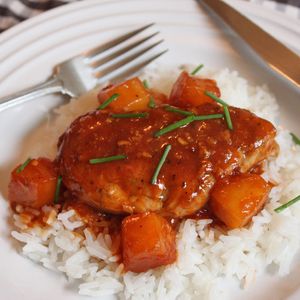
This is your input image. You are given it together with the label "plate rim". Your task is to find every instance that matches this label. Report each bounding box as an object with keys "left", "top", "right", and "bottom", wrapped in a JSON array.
[
  {"left": 1, "top": 0, "right": 300, "bottom": 46},
  {"left": 0, "top": 0, "right": 300, "bottom": 85}
]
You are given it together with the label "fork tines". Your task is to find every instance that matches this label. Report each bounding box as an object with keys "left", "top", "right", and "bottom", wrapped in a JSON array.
[
  {"left": 84, "top": 23, "right": 167, "bottom": 84},
  {"left": 90, "top": 31, "right": 160, "bottom": 69}
]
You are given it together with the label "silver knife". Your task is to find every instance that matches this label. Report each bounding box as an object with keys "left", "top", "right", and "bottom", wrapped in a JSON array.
[{"left": 198, "top": 0, "right": 300, "bottom": 88}]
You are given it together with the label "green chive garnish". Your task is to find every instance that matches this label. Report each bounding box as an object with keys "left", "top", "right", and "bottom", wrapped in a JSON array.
[
  {"left": 148, "top": 96, "right": 156, "bottom": 109},
  {"left": 111, "top": 112, "right": 149, "bottom": 119},
  {"left": 193, "top": 115, "right": 223, "bottom": 120},
  {"left": 191, "top": 64, "right": 204, "bottom": 75},
  {"left": 204, "top": 91, "right": 228, "bottom": 106},
  {"left": 54, "top": 175, "right": 63, "bottom": 204},
  {"left": 205, "top": 91, "right": 233, "bottom": 130},
  {"left": 223, "top": 106, "right": 233, "bottom": 130},
  {"left": 155, "top": 116, "right": 194, "bottom": 137},
  {"left": 89, "top": 154, "right": 127, "bottom": 164},
  {"left": 97, "top": 93, "right": 120, "bottom": 110},
  {"left": 274, "top": 195, "right": 300, "bottom": 213},
  {"left": 154, "top": 114, "right": 223, "bottom": 137},
  {"left": 143, "top": 79, "right": 149, "bottom": 89},
  {"left": 16, "top": 158, "right": 32, "bottom": 173},
  {"left": 151, "top": 144, "right": 172, "bottom": 184},
  {"left": 290, "top": 133, "right": 300, "bottom": 145},
  {"left": 164, "top": 105, "right": 194, "bottom": 116}
]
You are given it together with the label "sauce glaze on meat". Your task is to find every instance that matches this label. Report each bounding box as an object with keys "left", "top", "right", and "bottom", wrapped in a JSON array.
[{"left": 57, "top": 103, "right": 277, "bottom": 218}]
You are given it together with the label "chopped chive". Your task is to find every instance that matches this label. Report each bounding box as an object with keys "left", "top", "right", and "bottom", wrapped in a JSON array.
[
  {"left": 164, "top": 105, "right": 194, "bottom": 116},
  {"left": 191, "top": 64, "right": 204, "bottom": 75},
  {"left": 274, "top": 195, "right": 300, "bottom": 213},
  {"left": 89, "top": 154, "right": 127, "bottom": 164},
  {"left": 111, "top": 112, "right": 149, "bottom": 119},
  {"left": 97, "top": 93, "right": 120, "bottom": 110},
  {"left": 205, "top": 91, "right": 233, "bottom": 130},
  {"left": 154, "top": 114, "right": 223, "bottom": 137},
  {"left": 204, "top": 91, "right": 228, "bottom": 106},
  {"left": 154, "top": 115, "right": 194, "bottom": 137},
  {"left": 193, "top": 114, "right": 223, "bottom": 121},
  {"left": 16, "top": 158, "right": 32, "bottom": 173},
  {"left": 54, "top": 175, "right": 63, "bottom": 204},
  {"left": 143, "top": 79, "right": 149, "bottom": 89},
  {"left": 223, "top": 106, "right": 233, "bottom": 130},
  {"left": 148, "top": 96, "right": 156, "bottom": 109},
  {"left": 290, "top": 133, "right": 300, "bottom": 145},
  {"left": 151, "top": 144, "right": 172, "bottom": 184}
]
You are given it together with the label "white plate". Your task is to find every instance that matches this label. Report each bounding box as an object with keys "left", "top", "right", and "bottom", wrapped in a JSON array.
[{"left": 1, "top": 0, "right": 300, "bottom": 299}]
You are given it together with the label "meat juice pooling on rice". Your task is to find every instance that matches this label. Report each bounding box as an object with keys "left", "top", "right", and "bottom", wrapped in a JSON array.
[{"left": 7, "top": 66, "right": 288, "bottom": 294}]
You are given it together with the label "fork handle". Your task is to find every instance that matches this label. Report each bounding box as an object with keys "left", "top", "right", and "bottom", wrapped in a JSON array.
[{"left": 0, "top": 77, "right": 67, "bottom": 112}]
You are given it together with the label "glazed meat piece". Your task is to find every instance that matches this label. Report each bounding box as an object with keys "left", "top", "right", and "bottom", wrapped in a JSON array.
[
  {"left": 98, "top": 77, "right": 168, "bottom": 112},
  {"left": 122, "top": 212, "right": 176, "bottom": 272},
  {"left": 57, "top": 103, "right": 278, "bottom": 217},
  {"left": 169, "top": 71, "right": 221, "bottom": 107},
  {"left": 210, "top": 173, "right": 271, "bottom": 229},
  {"left": 9, "top": 158, "right": 58, "bottom": 209}
]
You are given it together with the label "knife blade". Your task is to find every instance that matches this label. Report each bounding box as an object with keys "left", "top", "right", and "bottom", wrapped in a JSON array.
[{"left": 198, "top": 0, "right": 300, "bottom": 88}]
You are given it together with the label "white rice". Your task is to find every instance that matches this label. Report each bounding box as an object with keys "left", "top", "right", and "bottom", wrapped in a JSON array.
[{"left": 11, "top": 64, "right": 300, "bottom": 299}]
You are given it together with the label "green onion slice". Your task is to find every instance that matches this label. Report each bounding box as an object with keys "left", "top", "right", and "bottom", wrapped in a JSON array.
[
  {"left": 274, "top": 195, "right": 300, "bottom": 213},
  {"left": 205, "top": 91, "right": 233, "bottom": 130},
  {"left": 154, "top": 114, "right": 223, "bottom": 137},
  {"left": 97, "top": 93, "right": 120, "bottom": 110},
  {"left": 151, "top": 144, "right": 172, "bottom": 184},
  {"left": 111, "top": 112, "right": 149, "bottom": 119},
  {"left": 204, "top": 91, "right": 228, "bottom": 106},
  {"left": 16, "top": 158, "right": 32, "bottom": 173},
  {"left": 54, "top": 175, "right": 63, "bottom": 204},
  {"left": 223, "top": 106, "right": 233, "bottom": 130},
  {"left": 164, "top": 105, "right": 194, "bottom": 116},
  {"left": 143, "top": 79, "right": 149, "bottom": 89},
  {"left": 191, "top": 64, "right": 204, "bottom": 75},
  {"left": 148, "top": 96, "right": 156, "bottom": 109},
  {"left": 290, "top": 133, "right": 300, "bottom": 145},
  {"left": 89, "top": 155, "right": 127, "bottom": 164}
]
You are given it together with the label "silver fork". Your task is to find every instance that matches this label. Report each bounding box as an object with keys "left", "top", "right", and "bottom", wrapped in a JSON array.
[{"left": 0, "top": 23, "right": 167, "bottom": 112}]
